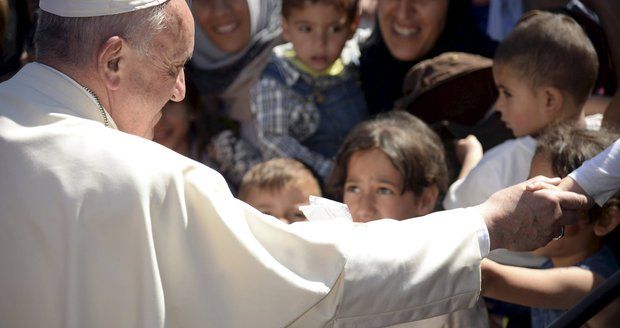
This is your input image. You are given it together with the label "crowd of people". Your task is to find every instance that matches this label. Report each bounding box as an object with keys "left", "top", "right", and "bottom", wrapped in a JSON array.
[{"left": 1, "top": 0, "right": 620, "bottom": 327}]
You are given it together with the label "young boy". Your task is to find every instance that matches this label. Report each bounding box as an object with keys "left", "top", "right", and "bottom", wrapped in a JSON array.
[
  {"left": 443, "top": 14, "right": 602, "bottom": 323},
  {"left": 481, "top": 124, "right": 620, "bottom": 328},
  {"left": 238, "top": 157, "right": 322, "bottom": 224},
  {"left": 444, "top": 11, "right": 600, "bottom": 214},
  {"left": 250, "top": 0, "right": 368, "bottom": 183}
]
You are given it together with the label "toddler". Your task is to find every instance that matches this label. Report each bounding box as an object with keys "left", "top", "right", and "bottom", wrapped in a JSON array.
[
  {"left": 239, "top": 157, "right": 322, "bottom": 224},
  {"left": 444, "top": 11, "right": 600, "bottom": 211},
  {"left": 250, "top": 0, "right": 368, "bottom": 183}
]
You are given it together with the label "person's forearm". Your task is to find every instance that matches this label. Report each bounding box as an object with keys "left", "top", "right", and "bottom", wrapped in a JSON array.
[
  {"left": 481, "top": 260, "right": 601, "bottom": 310},
  {"left": 559, "top": 176, "right": 589, "bottom": 197}
]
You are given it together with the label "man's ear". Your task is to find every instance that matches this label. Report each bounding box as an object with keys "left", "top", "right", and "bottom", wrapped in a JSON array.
[
  {"left": 97, "top": 36, "right": 125, "bottom": 90},
  {"left": 594, "top": 207, "right": 620, "bottom": 237},
  {"left": 540, "top": 86, "right": 564, "bottom": 117},
  {"left": 416, "top": 185, "right": 439, "bottom": 216}
]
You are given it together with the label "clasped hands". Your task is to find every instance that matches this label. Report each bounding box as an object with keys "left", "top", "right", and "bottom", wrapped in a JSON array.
[{"left": 476, "top": 176, "right": 592, "bottom": 252}]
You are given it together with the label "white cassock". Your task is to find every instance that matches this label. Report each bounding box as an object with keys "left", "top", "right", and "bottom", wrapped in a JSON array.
[{"left": 0, "top": 63, "right": 489, "bottom": 327}]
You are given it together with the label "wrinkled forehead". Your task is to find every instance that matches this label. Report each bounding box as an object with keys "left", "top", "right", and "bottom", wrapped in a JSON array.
[{"left": 157, "top": 0, "right": 195, "bottom": 58}]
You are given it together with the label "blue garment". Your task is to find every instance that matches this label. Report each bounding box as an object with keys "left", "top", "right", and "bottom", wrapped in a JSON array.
[
  {"left": 262, "top": 64, "right": 368, "bottom": 159},
  {"left": 530, "top": 246, "right": 619, "bottom": 328},
  {"left": 251, "top": 43, "right": 368, "bottom": 180}
]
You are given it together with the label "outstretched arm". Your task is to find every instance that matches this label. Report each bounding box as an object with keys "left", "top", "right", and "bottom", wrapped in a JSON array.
[{"left": 481, "top": 258, "right": 605, "bottom": 310}]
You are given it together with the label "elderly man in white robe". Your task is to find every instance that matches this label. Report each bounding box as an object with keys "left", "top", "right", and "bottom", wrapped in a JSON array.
[{"left": 0, "top": 0, "right": 589, "bottom": 327}]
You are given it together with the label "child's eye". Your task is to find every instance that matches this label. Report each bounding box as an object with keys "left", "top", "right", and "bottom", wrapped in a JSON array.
[
  {"left": 501, "top": 89, "right": 512, "bottom": 98},
  {"left": 287, "top": 211, "right": 307, "bottom": 222},
  {"left": 298, "top": 25, "right": 311, "bottom": 33},
  {"left": 377, "top": 187, "right": 394, "bottom": 195},
  {"left": 328, "top": 25, "right": 343, "bottom": 33},
  {"left": 345, "top": 185, "right": 360, "bottom": 193}
]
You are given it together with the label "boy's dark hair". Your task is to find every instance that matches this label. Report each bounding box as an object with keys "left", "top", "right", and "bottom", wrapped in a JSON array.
[
  {"left": 535, "top": 124, "right": 618, "bottom": 178},
  {"left": 327, "top": 110, "right": 448, "bottom": 199},
  {"left": 238, "top": 157, "right": 321, "bottom": 201},
  {"left": 282, "top": 0, "right": 358, "bottom": 24},
  {"left": 494, "top": 11, "right": 598, "bottom": 109},
  {"left": 535, "top": 124, "right": 619, "bottom": 223}
]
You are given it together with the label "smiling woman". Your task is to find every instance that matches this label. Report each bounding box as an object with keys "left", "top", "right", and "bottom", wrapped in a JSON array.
[
  {"left": 187, "top": 0, "right": 282, "bottom": 123},
  {"left": 360, "top": 0, "right": 498, "bottom": 115}
]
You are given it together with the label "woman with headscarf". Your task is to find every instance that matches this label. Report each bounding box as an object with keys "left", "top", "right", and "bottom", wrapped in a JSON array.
[
  {"left": 186, "top": 0, "right": 282, "bottom": 189},
  {"left": 360, "top": 0, "right": 498, "bottom": 115},
  {"left": 188, "top": 0, "right": 282, "bottom": 126}
]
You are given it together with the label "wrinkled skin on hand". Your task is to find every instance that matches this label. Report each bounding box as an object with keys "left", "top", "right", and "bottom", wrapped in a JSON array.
[{"left": 476, "top": 176, "right": 589, "bottom": 251}]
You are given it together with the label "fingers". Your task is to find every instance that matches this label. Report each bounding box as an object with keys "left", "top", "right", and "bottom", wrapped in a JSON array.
[
  {"left": 524, "top": 175, "right": 561, "bottom": 191},
  {"left": 555, "top": 190, "right": 590, "bottom": 211},
  {"left": 526, "top": 181, "right": 561, "bottom": 192}
]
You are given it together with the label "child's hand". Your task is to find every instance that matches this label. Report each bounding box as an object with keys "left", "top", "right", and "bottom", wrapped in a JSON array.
[
  {"left": 455, "top": 135, "right": 483, "bottom": 180},
  {"left": 455, "top": 135, "right": 483, "bottom": 165}
]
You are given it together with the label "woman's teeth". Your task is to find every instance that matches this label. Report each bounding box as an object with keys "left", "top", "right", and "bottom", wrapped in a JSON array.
[
  {"left": 394, "top": 24, "right": 419, "bottom": 36},
  {"left": 215, "top": 22, "right": 237, "bottom": 34}
]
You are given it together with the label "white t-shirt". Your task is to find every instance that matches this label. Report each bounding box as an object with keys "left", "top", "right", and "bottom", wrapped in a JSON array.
[{"left": 444, "top": 136, "right": 538, "bottom": 209}]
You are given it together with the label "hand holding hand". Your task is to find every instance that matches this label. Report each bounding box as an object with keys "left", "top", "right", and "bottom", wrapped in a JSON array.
[{"left": 476, "top": 176, "right": 590, "bottom": 251}]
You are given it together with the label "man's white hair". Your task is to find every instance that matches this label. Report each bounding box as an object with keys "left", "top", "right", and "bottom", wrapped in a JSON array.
[{"left": 35, "top": 3, "right": 169, "bottom": 65}]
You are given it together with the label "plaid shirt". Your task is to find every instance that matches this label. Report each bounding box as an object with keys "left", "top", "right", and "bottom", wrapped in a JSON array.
[{"left": 250, "top": 43, "right": 365, "bottom": 180}]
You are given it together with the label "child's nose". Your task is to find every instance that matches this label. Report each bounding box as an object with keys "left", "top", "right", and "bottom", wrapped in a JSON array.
[
  {"left": 314, "top": 31, "right": 328, "bottom": 47},
  {"left": 494, "top": 97, "right": 506, "bottom": 114},
  {"left": 352, "top": 194, "right": 376, "bottom": 223}
]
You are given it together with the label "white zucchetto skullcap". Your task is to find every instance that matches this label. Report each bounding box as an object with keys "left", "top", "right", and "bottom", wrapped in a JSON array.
[{"left": 39, "top": 0, "right": 169, "bottom": 17}]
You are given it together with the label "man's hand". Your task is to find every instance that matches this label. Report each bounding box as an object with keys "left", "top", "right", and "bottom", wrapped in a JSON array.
[
  {"left": 527, "top": 176, "right": 595, "bottom": 208},
  {"left": 475, "top": 176, "right": 589, "bottom": 251}
]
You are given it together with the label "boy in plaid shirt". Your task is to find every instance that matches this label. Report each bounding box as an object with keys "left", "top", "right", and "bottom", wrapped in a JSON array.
[{"left": 250, "top": 0, "right": 368, "bottom": 183}]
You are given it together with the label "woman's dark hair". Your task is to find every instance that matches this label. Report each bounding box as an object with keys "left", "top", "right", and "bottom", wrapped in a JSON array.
[{"left": 327, "top": 110, "right": 448, "bottom": 200}]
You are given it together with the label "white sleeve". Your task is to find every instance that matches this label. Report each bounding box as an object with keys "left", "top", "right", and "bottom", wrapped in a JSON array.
[
  {"left": 569, "top": 138, "right": 620, "bottom": 206},
  {"left": 168, "top": 167, "right": 487, "bottom": 327}
]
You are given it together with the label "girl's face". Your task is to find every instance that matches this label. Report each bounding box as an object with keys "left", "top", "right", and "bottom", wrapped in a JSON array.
[
  {"left": 153, "top": 101, "right": 192, "bottom": 154},
  {"left": 377, "top": 0, "right": 449, "bottom": 61},
  {"left": 192, "top": 0, "right": 252, "bottom": 53},
  {"left": 343, "top": 148, "right": 433, "bottom": 222}
]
